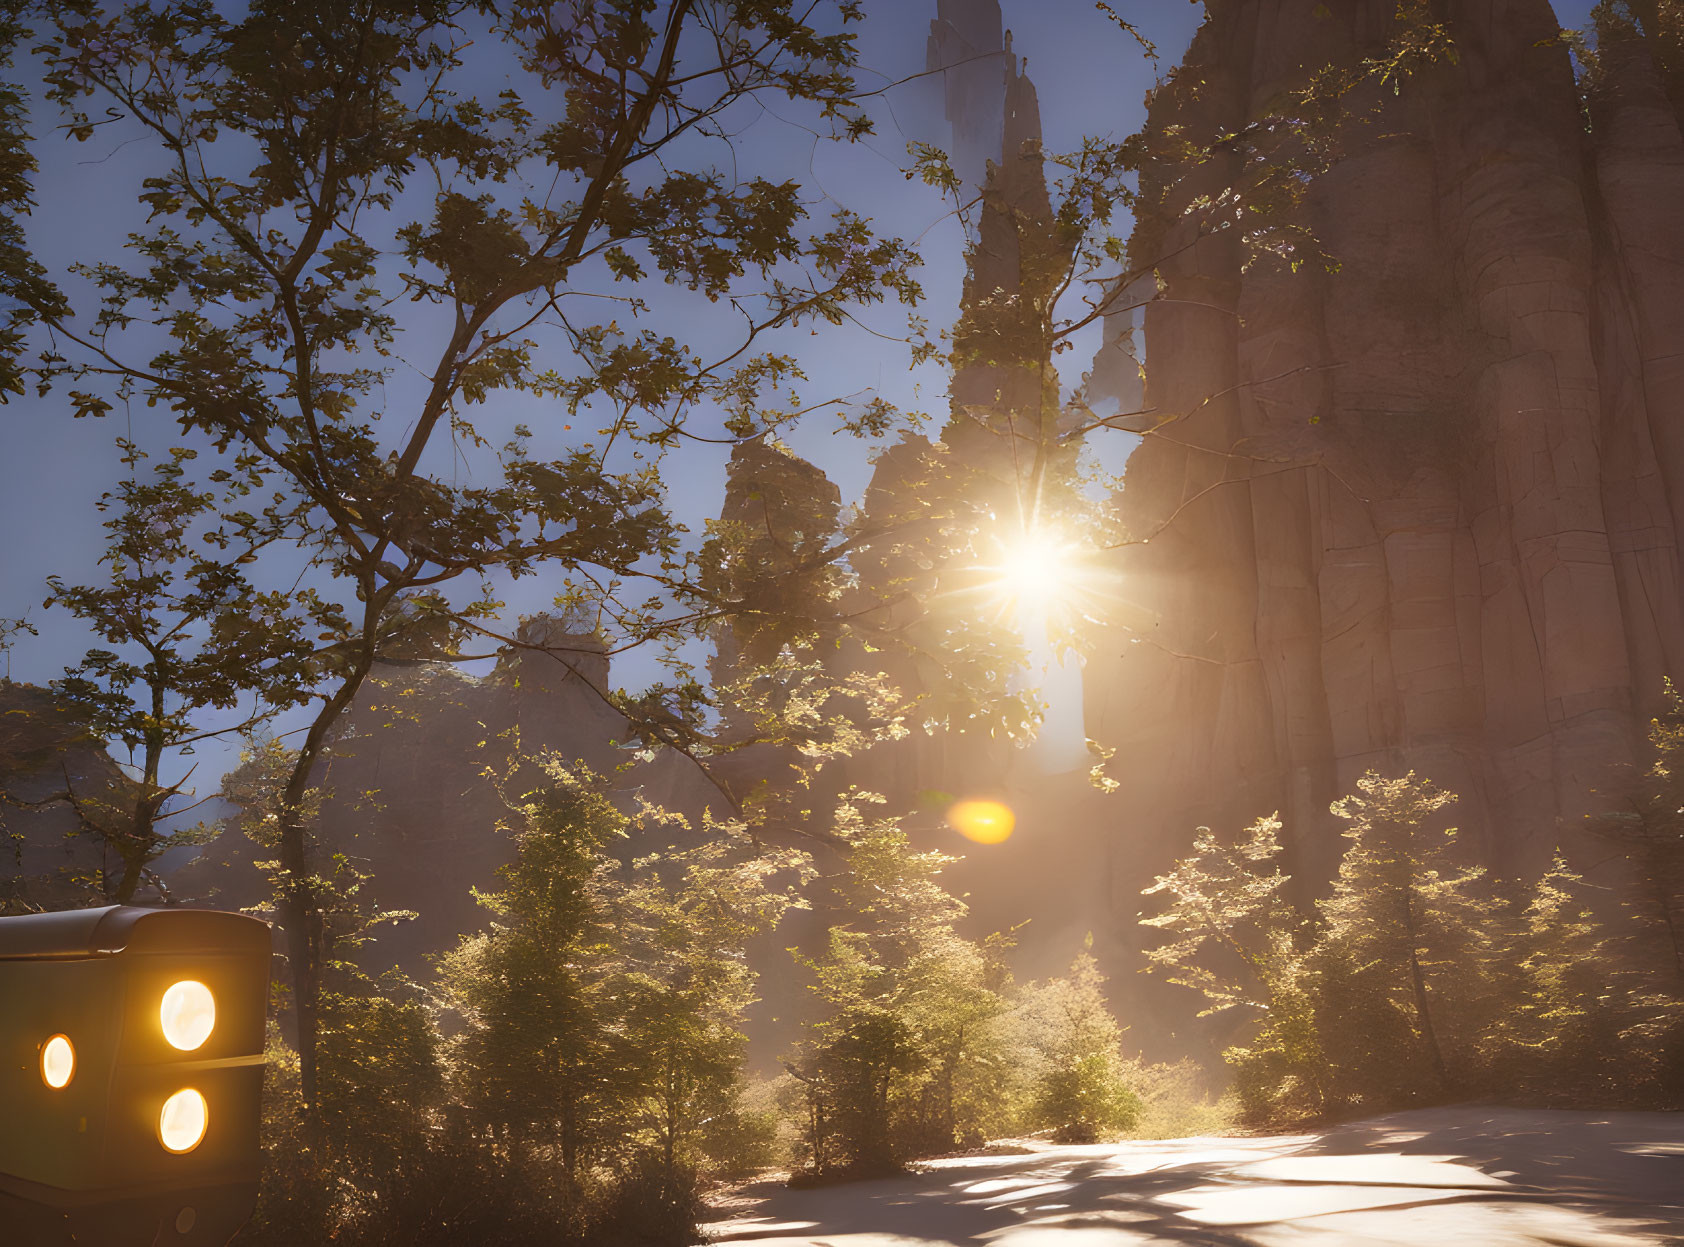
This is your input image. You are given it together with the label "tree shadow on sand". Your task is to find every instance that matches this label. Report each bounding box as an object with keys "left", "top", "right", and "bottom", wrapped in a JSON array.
[{"left": 708, "top": 1107, "right": 1684, "bottom": 1245}]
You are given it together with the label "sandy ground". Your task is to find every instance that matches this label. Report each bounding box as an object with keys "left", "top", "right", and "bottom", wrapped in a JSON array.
[{"left": 706, "top": 1107, "right": 1684, "bottom": 1245}]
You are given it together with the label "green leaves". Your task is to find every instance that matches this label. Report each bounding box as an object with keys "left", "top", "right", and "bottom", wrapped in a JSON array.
[
  {"left": 402, "top": 193, "right": 534, "bottom": 305},
  {"left": 32, "top": 0, "right": 928, "bottom": 813},
  {"left": 1587, "top": 678, "right": 1684, "bottom": 980},
  {"left": 1142, "top": 815, "right": 1299, "bottom": 1016},
  {"left": 0, "top": 0, "right": 67, "bottom": 402},
  {"left": 1146, "top": 768, "right": 1684, "bottom": 1127},
  {"left": 787, "top": 808, "right": 1015, "bottom": 1170},
  {"left": 441, "top": 759, "right": 802, "bottom": 1209},
  {"left": 36, "top": 435, "right": 325, "bottom": 899},
  {"left": 1013, "top": 950, "right": 1140, "bottom": 1143},
  {"left": 601, "top": 173, "right": 806, "bottom": 298}
]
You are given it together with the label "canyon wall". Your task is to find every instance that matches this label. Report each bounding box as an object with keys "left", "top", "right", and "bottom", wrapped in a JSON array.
[{"left": 1086, "top": 0, "right": 1684, "bottom": 970}]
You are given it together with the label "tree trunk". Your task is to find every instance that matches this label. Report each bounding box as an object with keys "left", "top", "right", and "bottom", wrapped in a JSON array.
[
  {"left": 561, "top": 1080, "right": 579, "bottom": 1184},
  {"left": 1650, "top": 850, "right": 1684, "bottom": 981},
  {"left": 113, "top": 779, "right": 166, "bottom": 905},
  {"left": 663, "top": 1053, "right": 680, "bottom": 1189},
  {"left": 277, "top": 817, "right": 321, "bottom": 1123},
  {"left": 1403, "top": 881, "right": 1450, "bottom": 1091},
  {"left": 275, "top": 652, "right": 371, "bottom": 1127},
  {"left": 112, "top": 850, "right": 145, "bottom": 905},
  {"left": 941, "top": 1039, "right": 957, "bottom": 1149}
]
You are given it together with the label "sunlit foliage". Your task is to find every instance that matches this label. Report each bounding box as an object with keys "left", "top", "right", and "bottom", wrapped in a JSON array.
[
  {"left": 1146, "top": 769, "right": 1684, "bottom": 1127},
  {"left": 785, "top": 801, "right": 1011, "bottom": 1174},
  {"left": 1009, "top": 943, "right": 1141, "bottom": 1144}
]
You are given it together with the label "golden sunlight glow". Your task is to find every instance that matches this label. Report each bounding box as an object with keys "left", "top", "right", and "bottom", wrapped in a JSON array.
[
  {"left": 987, "top": 527, "right": 1092, "bottom": 627},
  {"left": 161, "top": 980, "right": 216, "bottom": 1051},
  {"left": 41, "top": 1035, "right": 75, "bottom": 1089},
  {"left": 159, "top": 1088, "right": 208, "bottom": 1153},
  {"left": 999, "top": 534, "right": 1076, "bottom": 602},
  {"left": 948, "top": 799, "right": 1016, "bottom": 845}
]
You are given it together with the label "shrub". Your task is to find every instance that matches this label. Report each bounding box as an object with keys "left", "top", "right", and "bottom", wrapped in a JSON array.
[{"left": 1013, "top": 946, "right": 1140, "bottom": 1143}]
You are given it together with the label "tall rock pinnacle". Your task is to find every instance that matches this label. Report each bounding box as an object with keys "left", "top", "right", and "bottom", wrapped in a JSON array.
[
  {"left": 942, "top": 11, "right": 1068, "bottom": 495},
  {"left": 1086, "top": 0, "right": 1684, "bottom": 944},
  {"left": 926, "top": 0, "right": 1009, "bottom": 189}
]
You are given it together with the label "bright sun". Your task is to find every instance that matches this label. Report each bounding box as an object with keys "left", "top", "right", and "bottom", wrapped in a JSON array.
[{"left": 991, "top": 528, "right": 1085, "bottom": 619}]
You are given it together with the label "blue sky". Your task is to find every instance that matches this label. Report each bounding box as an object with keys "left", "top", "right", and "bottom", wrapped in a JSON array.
[{"left": 0, "top": 0, "right": 1599, "bottom": 809}]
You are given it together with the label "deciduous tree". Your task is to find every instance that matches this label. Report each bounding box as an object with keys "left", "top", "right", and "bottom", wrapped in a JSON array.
[{"left": 34, "top": 0, "right": 922, "bottom": 1122}]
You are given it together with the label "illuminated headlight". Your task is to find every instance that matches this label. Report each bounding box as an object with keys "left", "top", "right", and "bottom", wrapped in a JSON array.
[
  {"left": 160, "top": 980, "right": 216, "bottom": 1051},
  {"left": 159, "top": 1088, "right": 208, "bottom": 1153},
  {"left": 40, "top": 1034, "right": 75, "bottom": 1089}
]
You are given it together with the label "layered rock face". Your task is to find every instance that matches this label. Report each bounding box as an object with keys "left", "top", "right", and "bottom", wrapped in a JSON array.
[
  {"left": 1088, "top": 0, "right": 1684, "bottom": 934},
  {"left": 175, "top": 619, "right": 716, "bottom": 975}
]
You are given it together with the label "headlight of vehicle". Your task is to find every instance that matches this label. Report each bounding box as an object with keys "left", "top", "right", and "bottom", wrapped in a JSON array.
[
  {"left": 158, "top": 1089, "right": 207, "bottom": 1153},
  {"left": 160, "top": 980, "right": 216, "bottom": 1051},
  {"left": 40, "top": 1034, "right": 74, "bottom": 1089}
]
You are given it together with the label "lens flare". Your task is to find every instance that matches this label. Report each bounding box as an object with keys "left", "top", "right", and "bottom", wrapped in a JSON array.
[
  {"left": 948, "top": 799, "right": 1016, "bottom": 845},
  {"left": 998, "top": 535, "right": 1076, "bottom": 602},
  {"left": 986, "top": 527, "right": 1096, "bottom": 632},
  {"left": 159, "top": 1088, "right": 208, "bottom": 1153},
  {"left": 160, "top": 980, "right": 216, "bottom": 1051},
  {"left": 41, "top": 1035, "right": 75, "bottom": 1089}
]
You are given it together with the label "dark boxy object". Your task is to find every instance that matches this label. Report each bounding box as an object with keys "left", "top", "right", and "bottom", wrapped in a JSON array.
[{"left": 0, "top": 906, "right": 270, "bottom": 1246}]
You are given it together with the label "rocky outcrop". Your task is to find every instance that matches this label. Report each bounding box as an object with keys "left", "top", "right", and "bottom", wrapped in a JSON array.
[
  {"left": 0, "top": 681, "right": 139, "bottom": 909},
  {"left": 174, "top": 619, "right": 718, "bottom": 974},
  {"left": 1087, "top": 0, "right": 1684, "bottom": 950}
]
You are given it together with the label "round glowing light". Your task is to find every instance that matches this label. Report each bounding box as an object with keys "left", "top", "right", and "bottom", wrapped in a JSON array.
[
  {"left": 41, "top": 1035, "right": 75, "bottom": 1089},
  {"left": 160, "top": 980, "right": 216, "bottom": 1051},
  {"left": 159, "top": 1088, "right": 208, "bottom": 1153},
  {"left": 999, "top": 536, "right": 1075, "bottom": 601},
  {"left": 948, "top": 799, "right": 1016, "bottom": 845},
  {"left": 988, "top": 528, "right": 1099, "bottom": 632}
]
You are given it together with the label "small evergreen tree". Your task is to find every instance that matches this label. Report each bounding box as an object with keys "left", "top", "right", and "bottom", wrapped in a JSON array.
[
  {"left": 611, "top": 827, "right": 808, "bottom": 1231},
  {"left": 1143, "top": 771, "right": 1684, "bottom": 1126},
  {"left": 1495, "top": 853, "right": 1630, "bottom": 1100},
  {"left": 1588, "top": 680, "right": 1684, "bottom": 984},
  {"left": 439, "top": 765, "right": 631, "bottom": 1237},
  {"left": 1141, "top": 815, "right": 1304, "bottom": 1013},
  {"left": 1141, "top": 815, "right": 1326, "bottom": 1122},
  {"left": 1318, "top": 772, "right": 1504, "bottom": 1098},
  {"left": 1012, "top": 943, "right": 1140, "bottom": 1143},
  {"left": 787, "top": 801, "right": 1007, "bottom": 1173},
  {"left": 441, "top": 763, "right": 800, "bottom": 1240}
]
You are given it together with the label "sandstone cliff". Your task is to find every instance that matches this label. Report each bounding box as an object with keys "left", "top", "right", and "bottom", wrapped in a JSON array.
[{"left": 1088, "top": 0, "right": 1684, "bottom": 934}]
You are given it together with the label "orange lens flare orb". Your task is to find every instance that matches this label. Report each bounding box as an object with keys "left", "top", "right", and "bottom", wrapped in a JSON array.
[{"left": 947, "top": 799, "right": 1016, "bottom": 845}]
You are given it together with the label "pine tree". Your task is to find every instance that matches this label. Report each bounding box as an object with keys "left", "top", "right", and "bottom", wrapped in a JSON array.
[
  {"left": 611, "top": 826, "right": 808, "bottom": 1227},
  {"left": 1141, "top": 815, "right": 1326, "bottom": 1122},
  {"left": 1141, "top": 815, "right": 1301, "bottom": 1014},
  {"left": 441, "top": 764, "right": 802, "bottom": 1237},
  {"left": 1588, "top": 680, "right": 1684, "bottom": 984},
  {"left": 1497, "top": 853, "right": 1628, "bottom": 1100},
  {"left": 440, "top": 767, "right": 626, "bottom": 1192},
  {"left": 787, "top": 801, "right": 1006, "bottom": 1173},
  {"left": 1318, "top": 771, "right": 1504, "bottom": 1099}
]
